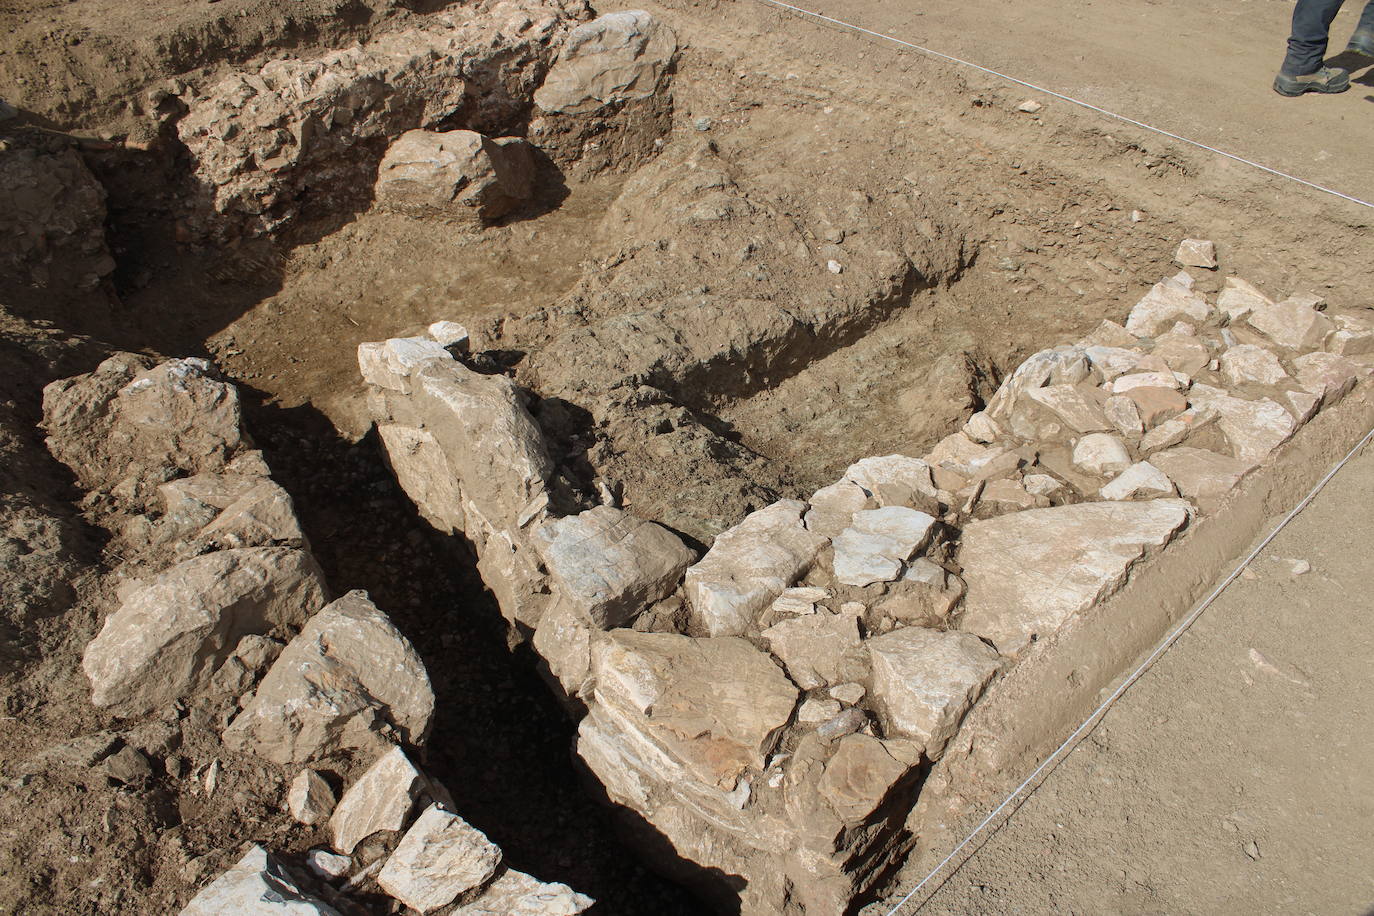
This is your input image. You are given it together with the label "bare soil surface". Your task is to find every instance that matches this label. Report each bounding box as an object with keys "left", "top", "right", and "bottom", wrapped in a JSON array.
[{"left": 892, "top": 442, "right": 1374, "bottom": 916}]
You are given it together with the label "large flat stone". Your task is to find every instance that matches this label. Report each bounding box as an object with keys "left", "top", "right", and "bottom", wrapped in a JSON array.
[
  {"left": 685, "top": 499, "right": 827, "bottom": 636},
  {"left": 534, "top": 506, "right": 694, "bottom": 629},
  {"left": 1245, "top": 298, "right": 1333, "bottom": 351},
  {"left": 832, "top": 507, "right": 938, "bottom": 587},
  {"left": 1151, "top": 446, "right": 1257, "bottom": 506},
  {"left": 958, "top": 500, "right": 1191, "bottom": 656},
  {"left": 816, "top": 734, "right": 913, "bottom": 824},
  {"left": 180, "top": 845, "right": 340, "bottom": 916},
  {"left": 378, "top": 804, "right": 503, "bottom": 913},
  {"left": 1186, "top": 384, "right": 1296, "bottom": 462},
  {"left": 867, "top": 627, "right": 1002, "bottom": 758},
  {"left": 1124, "top": 276, "right": 1211, "bottom": 337},
  {"left": 590, "top": 631, "right": 797, "bottom": 789},
  {"left": 82, "top": 547, "right": 327, "bottom": 713},
  {"left": 761, "top": 612, "right": 862, "bottom": 690},
  {"left": 224, "top": 590, "right": 434, "bottom": 764}
]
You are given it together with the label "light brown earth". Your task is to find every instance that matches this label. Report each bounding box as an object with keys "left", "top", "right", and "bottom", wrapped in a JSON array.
[
  {"left": 2, "top": 0, "right": 1373, "bottom": 912},
  {"left": 889, "top": 441, "right": 1374, "bottom": 916}
]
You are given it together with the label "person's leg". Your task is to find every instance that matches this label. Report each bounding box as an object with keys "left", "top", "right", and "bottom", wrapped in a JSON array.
[
  {"left": 1346, "top": 0, "right": 1374, "bottom": 53},
  {"left": 1274, "top": 0, "right": 1350, "bottom": 94}
]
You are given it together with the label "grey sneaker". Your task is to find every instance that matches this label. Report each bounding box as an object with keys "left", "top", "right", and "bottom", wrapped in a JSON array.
[
  {"left": 1348, "top": 29, "right": 1374, "bottom": 56},
  {"left": 1273, "top": 66, "right": 1351, "bottom": 96}
]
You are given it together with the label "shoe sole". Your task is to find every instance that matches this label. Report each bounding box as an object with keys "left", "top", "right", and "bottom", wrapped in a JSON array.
[{"left": 1273, "top": 74, "right": 1351, "bottom": 96}]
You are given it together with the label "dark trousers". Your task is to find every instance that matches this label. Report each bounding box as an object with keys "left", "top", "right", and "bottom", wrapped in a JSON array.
[{"left": 1281, "top": 0, "right": 1374, "bottom": 74}]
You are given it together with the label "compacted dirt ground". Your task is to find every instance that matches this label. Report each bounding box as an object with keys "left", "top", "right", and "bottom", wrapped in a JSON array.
[{"left": 901, "top": 443, "right": 1374, "bottom": 916}]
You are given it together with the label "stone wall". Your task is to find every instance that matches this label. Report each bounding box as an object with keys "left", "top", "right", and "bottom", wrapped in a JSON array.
[{"left": 359, "top": 248, "right": 1374, "bottom": 913}]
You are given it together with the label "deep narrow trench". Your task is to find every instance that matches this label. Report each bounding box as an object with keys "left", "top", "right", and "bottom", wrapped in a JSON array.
[{"left": 243, "top": 396, "right": 704, "bottom": 912}]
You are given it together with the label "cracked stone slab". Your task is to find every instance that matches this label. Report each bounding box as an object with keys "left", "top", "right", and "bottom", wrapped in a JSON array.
[
  {"left": 958, "top": 500, "right": 1191, "bottom": 656},
  {"left": 832, "top": 506, "right": 938, "bottom": 587},
  {"left": 378, "top": 804, "right": 503, "bottom": 913}
]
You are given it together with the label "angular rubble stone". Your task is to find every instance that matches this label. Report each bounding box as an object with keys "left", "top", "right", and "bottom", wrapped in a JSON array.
[
  {"left": 450, "top": 868, "right": 593, "bottom": 916},
  {"left": 984, "top": 346, "right": 1092, "bottom": 423},
  {"left": 963, "top": 411, "right": 1002, "bottom": 444},
  {"left": 1284, "top": 388, "right": 1322, "bottom": 422},
  {"left": 1246, "top": 298, "right": 1334, "bottom": 351},
  {"left": 330, "top": 746, "right": 428, "bottom": 854},
  {"left": 1186, "top": 385, "right": 1297, "bottom": 462},
  {"left": 1124, "top": 276, "right": 1211, "bottom": 337},
  {"left": 1104, "top": 394, "right": 1144, "bottom": 436},
  {"left": 1150, "top": 447, "right": 1255, "bottom": 504},
  {"left": 830, "top": 683, "right": 866, "bottom": 705},
  {"left": 842, "top": 454, "right": 940, "bottom": 507},
  {"left": 376, "top": 424, "right": 466, "bottom": 533},
  {"left": 1292, "top": 351, "right": 1364, "bottom": 405},
  {"left": 1174, "top": 239, "right": 1217, "bottom": 269},
  {"left": 685, "top": 499, "right": 827, "bottom": 636},
  {"left": 1125, "top": 386, "right": 1188, "bottom": 427},
  {"left": 533, "top": 506, "right": 693, "bottom": 629},
  {"left": 867, "top": 627, "right": 1001, "bottom": 757},
  {"left": 770, "top": 586, "right": 830, "bottom": 618},
  {"left": 534, "top": 10, "right": 677, "bottom": 114},
  {"left": 358, "top": 338, "right": 453, "bottom": 394},
  {"left": 1151, "top": 331, "right": 1212, "bottom": 376},
  {"left": 1327, "top": 313, "right": 1374, "bottom": 356},
  {"left": 958, "top": 500, "right": 1191, "bottom": 655},
  {"left": 378, "top": 804, "right": 503, "bottom": 913},
  {"left": 980, "top": 479, "right": 1039, "bottom": 510},
  {"left": 307, "top": 849, "right": 351, "bottom": 879},
  {"left": 1217, "top": 276, "right": 1274, "bottom": 321},
  {"left": 1111, "top": 370, "right": 1181, "bottom": 393},
  {"left": 82, "top": 547, "right": 327, "bottom": 713},
  {"left": 1221, "top": 344, "right": 1288, "bottom": 388},
  {"left": 1072, "top": 433, "right": 1132, "bottom": 477},
  {"left": 427, "top": 320, "right": 470, "bottom": 349},
  {"left": 925, "top": 433, "right": 1012, "bottom": 477},
  {"left": 1081, "top": 320, "right": 1140, "bottom": 349},
  {"left": 590, "top": 631, "right": 797, "bottom": 788},
  {"left": 1140, "top": 407, "right": 1215, "bottom": 452},
  {"left": 196, "top": 480, "right": 306, "bottom": 550},
  {"left": 761, "top": 611, "right": 861, "bottom": 689},
  {"left": 1020, "top": 474, "right": 1061, "bottom": 498},
  {"left": 376, "top": 130, "right": 534, "bottom": 224},
  {"left": 798, "top": 696, "right": 843, "bottom": 725},
  {"left": 1100, "top": 461, "right": 1176, "bottom": 500},
  {"left": 803, "top": 479, "right": 873, "bottom": 539},
  {"left": 289, "top": 769, "right": 336, "bottom": 826},
  {"left": 180, "top": 845, "right": 341, "bottom": 916},
  {"left": 1022, "top": 384, "right": 1113, "bottom": 433},
  {"left": 816, "top": 734, "right": 912, "bottom": 823},
  {"left": 1084, "top": 346, "right": 1146, "bottom": 381},
  {"left": 832, "top": 507, "right": 938, "bottom": 587},
  {"left": 224, "top": 591, "right": 434, "bottom": 764}
]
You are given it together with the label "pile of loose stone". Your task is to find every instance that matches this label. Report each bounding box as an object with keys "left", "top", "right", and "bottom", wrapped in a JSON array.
[
  {"left": 41, "top": 355, "right": 593, "bottom": 914},
  {"left": 359, "top": 239, "right": 1373, "bottom": 914}
]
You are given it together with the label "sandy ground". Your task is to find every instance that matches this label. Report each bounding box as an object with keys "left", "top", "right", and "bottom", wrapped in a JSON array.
[
  {"left": 884, "top": 441, "right": 1374, "bottom": 915},
  {"left": 788, "top": 0, "right": 1374, "bottom": 205}
]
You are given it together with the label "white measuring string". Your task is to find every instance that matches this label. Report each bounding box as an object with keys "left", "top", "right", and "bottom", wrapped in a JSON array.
[
  {"left": 882, "top": 420, "right": 1374, "bottom": 915},
  {"left": 749, "top": 0, "right": 1374, "bottom": 212}
]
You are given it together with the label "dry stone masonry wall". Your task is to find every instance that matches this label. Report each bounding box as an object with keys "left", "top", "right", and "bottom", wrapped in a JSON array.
[
  {"left": 359, "top": 241, "right": 1373, "bottom": 914},
  {"left": 39, "top": 355, "right": 594, "bottom": 914}
]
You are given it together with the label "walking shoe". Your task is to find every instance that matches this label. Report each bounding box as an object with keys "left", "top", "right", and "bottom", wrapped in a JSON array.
[
  {"left": 1273, "top": 66, "right": 1351, "bottom": 96},
  {"left": 1348, "top": 29, "right": 1374, "bottom": 56}
]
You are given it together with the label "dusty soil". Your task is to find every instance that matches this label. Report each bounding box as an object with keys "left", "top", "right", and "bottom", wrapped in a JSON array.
[
  {"left": 893, "top": 443, "right": 1374, "bottom": 916},
  {"left": 2, "top": 0, "right": 1373, "bottom": 912}
]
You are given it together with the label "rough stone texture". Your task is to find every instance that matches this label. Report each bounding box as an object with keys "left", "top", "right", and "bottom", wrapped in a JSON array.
[
  {"left": 841, "top": 454, "right": 939, "bottom": 507},
  {"left": 180, "top": 845, "right": 340, "bottom": 915},
  {"left": 1151, "top": 331, "right": 1212, "bottom": 376},
  {"left": 1217, "top": 276, "right": 1274, "bottom": 321},
  {"left": 1327, "top": 313, "right": 1374, "bottom": 356},
  {"left": 375, "top": 129, "right": 534, "bottom": 224},
  {"left": 1100, "top": 461, "right": 1176, "bottom": 500},
  {"left": 832, "top": 506, "right": 938, "bottom": 587},
  {"left": 1174, "top": 239, "right": 1217, "bottom": 269},
  {"left": 586, "top": 631, "right": 797, "bottom": 789},
  {"left": 1187, "top": 384, "right": 1297, "bottom": 462},
  {"left": 1140, "top": 407, "right": 1216, "bottom": 452},
  {"left": 1292, "top": 351, "right": 1365, "bottom": 405},
  {"left": 82, "top": 547, "right": 327, "bottom": 712},
  {"left": 816, "top": 734, "right": 913, "bottom": 823},
  {"left": 533, "top": 506, "right": 693, "bottom": 629},
  {"left": 1125, "top": 386, "right": 1188, "bottom": 427},
  {"left": 451, "top": 868, "right": 594, "bottom": 915},
  {"left": 534, "top": 10, "right": 676, "bottom": 113},
  {"left": 1124, "top": 275, "right": 1211, "bottom": 337},
  {"left": 1221, "top": 344, "right": 1288, "bottom": 388},
  {"left": 43, "top": 357, "right": 245, "bottom": 506},
  {"left": 761, "top": 612, "right": 861, "bottom": 689},
  {"left": 330, "top": 746, "right": 427, "bottom": 854},
  {"left": 984, "top": 346, "right": 1093, "bottom": 425},
  {"left": 224, "top": 590, "right": 435, "bottom": 764},
  {"left": 1084, "top": 346, "right": 1145, "bottom": 381},
  {"left": 1022, "top": 384, "right": 1113, "bottom": 433},
  {"left": 177, "top": 2, "right": 581, "bottom": 238},
  {"left": 1151, "top": 447, "right": 1256, "bottom": 506},
  {"left": 377, "top": 804, "right": 503, "bottom": 913},
  {"left": 1103, "top": 394, "right": 1144, "bottom": 436},
  {"left": 684, "top": 499, "right": 827, "bottom": 636},
  {"left": 0, "top": 145, "right": 116, "bottom": 319},
  {"left": 288, "top": 770, "right": 336, "bottom": 826},
  {"left": 1111, "top": 370, "right": 1181, "bottom": 393},
  {"left": 867, "top": 627, "right": 1002, "bottom": 758},
  {"left": 803, "top": 479, "right": 873, "bottom": 540},
  {"left": 1072, "top": 433, "right": 1132, "bottom": 477},
  {"left": 959, "top": 500, "right": 1191, "bottom": 655},
  {"left": 1245, "top": 298, "right": 1334, "bottom": 351},
  {"left": 358, "top": 338, "right": 453, "bottom": 394}
]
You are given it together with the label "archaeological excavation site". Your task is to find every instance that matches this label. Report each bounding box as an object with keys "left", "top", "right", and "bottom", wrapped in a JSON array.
[{"left": 2, "top": 0, "right": 1372, "bottom": 913}]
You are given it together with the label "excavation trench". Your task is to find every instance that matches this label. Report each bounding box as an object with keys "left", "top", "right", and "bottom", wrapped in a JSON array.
[{"left": 3, "top": 0, "right": 1373, "bottom": 914}]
